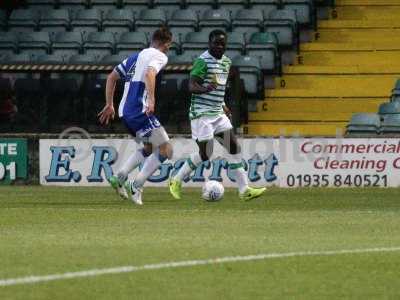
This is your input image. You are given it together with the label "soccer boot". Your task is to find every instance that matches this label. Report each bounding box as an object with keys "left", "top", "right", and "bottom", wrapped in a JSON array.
[
  {"left": 109, "top": 175, "right": 128, "bottom": 199},
  {"left": 168, "top": 178, "right": 182, "bottom": 200},
  {"left": 124, "top": 181, "right": 143, "bottom": 205},
  {"left": 239, "top": 187, "right": 266, "bottom": 201}
]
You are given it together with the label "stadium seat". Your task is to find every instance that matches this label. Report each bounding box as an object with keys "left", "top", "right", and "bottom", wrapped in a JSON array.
[
  {"left": 380, "top": 114, "right": 400, "bottom": 135},
  {"left": 69, "top": 53, "right": 99, "bottom": 64},
  {"left": 115, "top": 32, "right": 148, "bottom": 56},
  {"left": 34, "top": 53, "right": 68, "bottom": 64},
  {"left": 57, "top": 0, "right": 87, "bottom": 13},
  {"left": 153, "top": 0, "right": 183, "bottom": 19},
  {"left": 89, "top": 0, "right": 118, "bottom": 13},
  {"left": 168, "top": 9, "right": 198, "bottom": 44},
  {"left": 71, "top": 9, "right": 102, "bottom": 36},
  {"left": 225, "top": 32, "right": 245, "bottom": 58},
  {"left": 51, "top": 31, "right": 83, "bottom": 57},
  {"left": 101, "top": 53, "right": 128, "bottom": 65},
  {"left": 185, "top": 0, "right": 216, "bottom": 17},
  {"left": 249, "top": 0, "right": 279, "bottom": 14},
  {"left": 199, "top": 8, "right": 231, "bottom": 31},
  {"left": 0, "top": 32, "right": 18, "bottom": 55},
  {"left": 102, "top": 9, "right": 135, "bottom": 34},
  {"left": 8, "top": 9, "right": 40, "bottom": 32},
  {"left": 378, "top": 102, "right": 400, "bottom": 116},
  {"left": 135, "top": 8, "right": 168, "bottom": 36},
  {"left": 346, "top": 113, "right": 380, "bottom": 135},
  {"left": 264, "top": 8, "right": 298, "bottom": 50},
  {"left": 168, "top": 53, "right": 197, "bottom": 64},
  {"left": 282, "top": 0, "right": 315, "bottom": 29},
  {"left": 83, "top": 32, "right": 115, "bottom": 57},
  {"left": 232, "top": 9, "right": 263, "bottom": 36},
  {"left": 39, "top": 9, "right": 70, "bottom": 33},
  {"left": 232, "top": 55, "right": 263, "bottom": 98},
  {"left": 181, "top": 31, "right": 209, "bottom": 57},
  {"left": 245, "top": 32, "right": 280, "bottom": 73},
  {"left": 25, "top": 0, "right": 56, "bottom": 10},
  {"left": 18, "top": 32, "right": 51, "bottom": 56},
  {"left": 121, "top": 0, "right": 149, "bottom": 14},
  {"left": 216, "top": 0, "right": 247, "bottom": 15},
  {"left": 5, "top": 53, "right": 32, "bottom": 64}
]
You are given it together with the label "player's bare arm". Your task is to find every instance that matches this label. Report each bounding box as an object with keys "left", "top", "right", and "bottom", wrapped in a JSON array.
[
  {"left": 144, "top": 66, "right": 157, "bottom": 116},
  {"left": 189, "top": 76, "right": 217, "bottom": 94},
  {"left": 98, "top": 70, "right": 120, "bottom": 125}
]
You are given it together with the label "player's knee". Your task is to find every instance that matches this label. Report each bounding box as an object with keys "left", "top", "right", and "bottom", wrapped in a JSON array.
[{"left": 158, "top": 142, "right": 173, "bottom": 160}]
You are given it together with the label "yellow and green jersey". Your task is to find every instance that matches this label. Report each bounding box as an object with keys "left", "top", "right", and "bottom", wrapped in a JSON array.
[{"left": 189, "top": 51, "right": 231, "bottom": 120}]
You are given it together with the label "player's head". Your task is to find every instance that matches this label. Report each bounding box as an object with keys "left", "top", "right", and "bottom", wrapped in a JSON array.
[
  {"left": 208, "top": 29, "right": 227, "bottom": 59},
  {"left": 151, "top": 27, "right": 173, "bottom": 53}
]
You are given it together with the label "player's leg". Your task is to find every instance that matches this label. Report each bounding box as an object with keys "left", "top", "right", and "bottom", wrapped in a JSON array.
[
  {"left": 169, "top": 138, "right": 213, "bottom": 199},
  {"left": 109, "top": 142, "right": 152, "bottom": 199},
  {"left": 215, "top": 117, "right": 266, "bottom": 201},
  {"left": 125, "top": 125, "right": 172, "bottom": 205},
  {"left": 169, "top": 116, "right": 215, "bottom": 199}
]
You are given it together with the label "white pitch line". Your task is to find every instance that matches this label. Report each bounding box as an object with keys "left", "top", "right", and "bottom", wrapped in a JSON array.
[{"left": 1, "top": 246, "right": 400, "bottom": 287}]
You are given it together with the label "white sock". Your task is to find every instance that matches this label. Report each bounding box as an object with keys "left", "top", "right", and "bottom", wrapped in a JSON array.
[
  {"left": 230, "top": 155, "right": 248, "bottom": 194},
  {"left": 174, "top": 153, "right": 203, "bottom": 181},
  {"left": 117, "top": 149, "right": 147, "bottom": 184},
  {"left": 133, "top": 150, "right": 167, "bottom": 188}
]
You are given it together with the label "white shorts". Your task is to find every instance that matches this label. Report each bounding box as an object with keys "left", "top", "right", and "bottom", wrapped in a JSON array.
[{"left": 191, "top": 114, "right": 233, "bottom": 142}]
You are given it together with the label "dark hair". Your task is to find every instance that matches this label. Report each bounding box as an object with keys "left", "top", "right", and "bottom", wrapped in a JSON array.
[
  {"left": 152, "top": 27, "right": 172, "bottom": 44},
  {"left": 209, "top": 29, "right": 227, "bottom": 42}
]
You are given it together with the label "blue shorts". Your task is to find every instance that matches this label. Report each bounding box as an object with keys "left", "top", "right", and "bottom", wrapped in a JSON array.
[{"left": 122, "top": 113, "right": 161, "bottom": 138}]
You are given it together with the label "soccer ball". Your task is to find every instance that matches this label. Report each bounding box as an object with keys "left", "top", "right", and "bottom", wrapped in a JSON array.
[{"left": 202, "top": 180, "right": 224, "bottom": 202}]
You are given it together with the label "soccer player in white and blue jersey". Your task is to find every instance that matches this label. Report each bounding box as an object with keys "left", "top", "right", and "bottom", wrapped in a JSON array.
[{"left": 98, "top": 27, "right": 173, "bottom": 205}]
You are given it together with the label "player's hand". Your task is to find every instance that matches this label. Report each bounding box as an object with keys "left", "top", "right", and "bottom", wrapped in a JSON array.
[
  {"left": 146, "top": 101, "right": 155, "bottom": 116},
  {"left": 205, "top": 83, "right": 217, "bottom": 92},
  {"left": 223, "top": 105, "right": 232, "bottom": 119},
  {"left": 98, "top": 104, "right": 115, "bottom": 125}
]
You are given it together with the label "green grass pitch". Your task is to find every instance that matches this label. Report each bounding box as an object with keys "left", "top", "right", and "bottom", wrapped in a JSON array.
[{"left": 1, "top": 186, "right": 400, "bottom": 299}]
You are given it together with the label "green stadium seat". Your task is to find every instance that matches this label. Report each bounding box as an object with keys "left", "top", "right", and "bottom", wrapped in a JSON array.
[
  {"left": 34, "top": 53, "right": 68, "bottom": 64},
  {"left": 225, "top": 32, "right": 245, "bottom": 58},
  {"left": 0, "top": 32, "right": 18, "bottom": 55},
  {"left": 5, "top": 53, "right": 32, "bottom": 64},
  {"left": 249, "top": 0, "right": 279, "bottom": 11},
  {"left": 216, "top": 0, "right": 247, "bottom": 15},
  {"left": 71, "top": 9, "right": 102, "bottom": 36},
  {"left": 378, "top": 102, "right": 400, "bottom": 116},
  {"left": 232, "top": 55, "right": 263, "bottom": 98},
  {"left": 51, "top": 31, "right": 83, "bottom": 57},
  {"left": 101, "top": 53, "right": 128, "bottom": 65},
  {"left": 153, "top": 0, "right": 183, "bottom": 19},
  {"left": 181, "top": 31, "right": 209, "bottom": 57},
  {"left": 0, "top": 10, "right": 6, "bottom": 31},
  {"left": 121, "top": 0, "right": 149, "bottom": 14},
  {"left": 185, "top": 0, "right": 216, "bottom": 17},
  {"left": 380, "top": 114, "right": 400, "bottom": 135},
  {"left": 135, "top": 8, "right": 168, "bottom": 36},
  {"left": 264, "top": 8, "right": 298, "bottom": 50},
  {"left": 346, "top": 113, "right": 380, "bottom": 135},
  {"left": 168, "top": 9, "right": 198, "bottom": 44},
  {"left": 102, "top": 9, "right": 135, "bottom": 34},
  {"left": 232, "top": 9, "right": 263, "bottom": 35},
  {"left": 168, "top": 52, "right": 197, "bottom": 64},
  {"left": 58, "top": 0, "right": 87, "bottom": 13},
  {"left": 8, "top": 9, "right": 40, "bottom": 32},
  {"left": 199, "top": 8, "right": 231, "bottom": 31},
  {"left": 18, "top": 32, "right": 51, "bottom": 56},
  {"left": 39, "top": 9, "right": 70, "bottom": 33},
  {"left": 69, "top": 53, "right": 99, "bottom": 64},
  {"left": 115, "top": 32, "right": 148, "bottom": 56},
  {"left": 89, "top": 0, "right": 118, "bottom": 13},
  {"left": 245, "top": 32, "right": 280, "bottom": 73},
  {"left": 282, "top": 0, "right": 315, "bottom": 29},
  {"left": 83, "top": 31, "right": 115, "bottom": 57},
  {"left": 25, "top": 0, "right": 56, "bottom": 10}
]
